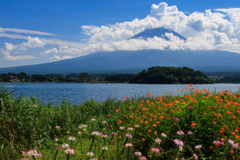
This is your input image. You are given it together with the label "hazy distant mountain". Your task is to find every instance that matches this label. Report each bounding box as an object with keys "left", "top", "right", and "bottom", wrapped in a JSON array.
[{"left": 0, "top": 27, "right": 240, "bottom": 74}]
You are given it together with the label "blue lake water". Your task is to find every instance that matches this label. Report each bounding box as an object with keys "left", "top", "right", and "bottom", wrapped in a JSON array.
[{"left": 1, "top": 83, "right": 240, "bottom": 105}]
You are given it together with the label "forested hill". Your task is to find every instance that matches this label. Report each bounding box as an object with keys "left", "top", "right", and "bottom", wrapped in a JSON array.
[{"left": 129, "top": 66, "right": 213, "bottom": 84}]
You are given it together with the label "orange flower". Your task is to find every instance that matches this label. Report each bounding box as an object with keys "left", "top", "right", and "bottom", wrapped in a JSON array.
[
  {"left": 110, "top": 125, "right": 112, "bottom": 127},
  {"left": 230, "top": 150, "right": 234, "bottom": 154},
  {"left": 139, "top": 133, "right": 142, "bottom": 136},
  {"left": 108, "top": 114, "right": 110, "bottom": 117},
  {"left": 192, "top": 123, "right": 196, "bottom": 127},
  {"left": 213, "top": 121, "right": 216, "bottom": 125},
  {"left": 130, "top": 116, "right": 133, "bottom": 118},
  {"left": 209, "top": 146, "right": 213, "bottom": 150},
  {"left": 221, "top": 138, "right": 224, "bottom": 142},
  {"left": 148, "top": 129, "right": 152, "bottom": 133},
  {"left": 215, "top": 143, "right": 220, "bottom": 146},
  {"left": 185, "top": 87, "right": 188, "bottom": 89},
  {"left": 115, "top": 110, "right": 119, "bottom": 113},
  {"left": 153, "top": 124, "right": 157, "bottom": 127},
  {"left": 142, "top": 138, "right": 145, "bottom": 141}
]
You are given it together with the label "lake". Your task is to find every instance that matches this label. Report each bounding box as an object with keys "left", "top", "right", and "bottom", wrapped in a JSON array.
[{"left": 1, "top": 83, "right": 240, "bottom": 105}]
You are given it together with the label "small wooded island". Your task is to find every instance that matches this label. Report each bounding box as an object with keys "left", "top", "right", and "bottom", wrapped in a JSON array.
[
  {"left": 0, "top": 66, "right": 214, "bottom": 84},
  {"left": 129, "top": 66, "right": 213, "bottom": 84}
]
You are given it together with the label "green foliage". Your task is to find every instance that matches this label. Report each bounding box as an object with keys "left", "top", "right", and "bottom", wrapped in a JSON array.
[
  {"left": 1, "top": 85, "right": 240, "bottom": 159},
  {"left": 129, "top": 66, "right": 213, "bottom": 84},
  {"left": 215, "top": 74, "right": 240, "bottom": 83},
  {"left": 105, "top": 74, "right": 134, "bottom": 83}
]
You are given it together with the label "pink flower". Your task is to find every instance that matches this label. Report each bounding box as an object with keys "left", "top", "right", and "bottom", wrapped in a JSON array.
[
  {"left": 193, "top": 154, "right": 198, "bottom": 160},
  {"left": 125, "top": 133, "right": 132, "bottom": 138},
  {"left": 150, "top": 148, "right": 160, "bottom": 153},
  {"left": 177, "top": 131, "right": 185, "bottom": 135},
  {"left": 173, "top": 139, "right": 184, "bottom": 147},
  {"left": 195, "top": 145, "right": 202, "bottom": 149},
  {"left": 161, "top": 133, "right": 167, "bottom": 138},
  {"left": 64, "top": 148, "right": 75, "bottom": 154},
  {"left": 134, "top": 151, "right": 142, "bottom": 156},
  {"left": 56, "top": 146, "right": 61, "bottom": 150},
  {"left": 139, "top": 156, "right": 147, "bottom": 160},
  {"left": 22, "top": 149, "right": 41, "bottom": 157}
]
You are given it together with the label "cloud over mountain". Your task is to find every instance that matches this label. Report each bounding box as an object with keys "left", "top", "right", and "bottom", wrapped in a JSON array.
[{"left": 79, "top": 2, "right": 240, "bottom": 54}]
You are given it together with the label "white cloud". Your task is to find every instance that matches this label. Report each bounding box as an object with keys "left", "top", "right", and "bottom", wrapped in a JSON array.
[
  {"left": 78, "top": 2, "right": 240, "bottom": 55},
  {"left": 0, "top": 33, "right": 28, "bottom": 39},
  {"left": 1, "top": 49, "right": 10, "bottom": 55},
  {"left": 4, "top": 55, "right": 35, "bottom": 61},
  {"left": 0, "top": 27, "right": 55, "bottom": 35},
  {"left": 4, "top": 42, "right": 16, "bottom": 51},
  {"left": 40, "top": 48, "right": 58, "bottom": 55},
  {"left": 0, "top": 36, "right": 46, "bottom": 61},
  {"left": 49, "top": 55, "right": 74, "bottom": 61},
  {"left": 18, "top": 36, "right": 46, "bottom": 50}
]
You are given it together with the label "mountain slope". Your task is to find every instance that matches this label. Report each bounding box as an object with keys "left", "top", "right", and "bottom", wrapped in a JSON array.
[{"left": 1, "top": 50, "right": 240, "bottom": 74}]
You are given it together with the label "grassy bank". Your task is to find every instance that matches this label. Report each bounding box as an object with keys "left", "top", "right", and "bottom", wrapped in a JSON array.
[{"left": 0, "top": 85, "right": 240, "bottom": 159}]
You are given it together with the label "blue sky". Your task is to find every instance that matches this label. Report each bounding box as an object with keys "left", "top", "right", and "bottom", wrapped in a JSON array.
[{"left": 1, "top": 0, "right": 240, "bottom": 68}]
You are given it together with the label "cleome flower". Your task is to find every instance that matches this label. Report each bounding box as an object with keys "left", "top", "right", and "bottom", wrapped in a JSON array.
[
  {"left": 134, "top": 151, "right": 142, "bottom": 156},
  {"left": 195, "top": 145, "right": 202, "bottom": 149},
  {"left": 119, "top": 126, "right": 125, "bottom": 130},
  {"left": 86, "top": 152, "right": 94, "bottom": 156},
  {"left": 78, "top": 124, "right": 88, "bottom": 129},
  {"left": 173, "top": 139, "right": 184, "bottom": 147},
  {"left": 150, "top": 148, "right": 160, "bottom": 153},
  {"left": 139, "top": 156, "right": 147, "bottom": 160},
  {"left": 173, "top": 117, "right": 180, "bottom": 122},
  {"left": 125, "top": 143, "right": 133, "bottom": 147},
  {"left": 125, "top": 133, "right": 133, "bottom": 139},
  {"left": 128, "top": 127, "right": 134, "bottom": 131},
  {"left": 102, "top": 147, "right": 108, "bottom": 150},
  {"left": 177, "top": 131, "right": 185, "bottom": 135},
  {"left": 64, "top": 148, "right": 75, "bottom": 154},
  {"left": 22, "top": 149, "right": 42, "bottom": 158},
  {"left": 61, "top": 143, "right": 69, "bottom": 148},
  {"left": 111, "top": 132, "right": 117, "bottom": 135},
  {"left": 91, "top": 131, "right": 101, "bottom": 136},
  {"left": 134, "top": 125, "right": 140, "bottom": 128},
  {"left": 154, "top": 138, "right": 161, "bottom": 144},
  {"left": 161, "top": 133, "right": 167, "bottom": 138},
  {"left": 91, "top": 118, "right": 96, "bottom": 121},
  {"left": 101, "top": 134, "right": 108, "bottom": 138},
  {"left": 102, "top": 121, "right": 107, "bottom": 124},
  {"left": 68, "top": 136, "right": 76, "bottom": 141}
]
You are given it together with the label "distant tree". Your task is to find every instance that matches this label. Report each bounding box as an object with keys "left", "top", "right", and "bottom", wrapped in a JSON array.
[{"left": 129, "top": 66, "right": 213, "bottom": 84}]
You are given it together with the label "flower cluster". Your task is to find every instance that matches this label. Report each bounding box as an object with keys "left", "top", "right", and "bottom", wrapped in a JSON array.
[{"left": 22, "top": 149, "right": 42, "bottom": 158}]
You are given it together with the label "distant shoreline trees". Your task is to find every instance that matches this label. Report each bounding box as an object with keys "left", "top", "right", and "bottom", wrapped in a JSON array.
[
  {"left": 129, "top": 66, "right": 213, "bottom": 84},
  {"left": 5, "top": 66, "right": 240, "bottom": 84}
]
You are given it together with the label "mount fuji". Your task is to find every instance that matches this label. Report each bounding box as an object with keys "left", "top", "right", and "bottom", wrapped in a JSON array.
[{"left": 1, "top": 27, "right": 240, "bottom": 74}]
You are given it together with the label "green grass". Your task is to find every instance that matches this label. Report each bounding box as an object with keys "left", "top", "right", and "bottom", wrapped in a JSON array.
[{"left": 1, "top": 84, "right": 240, "bottom": 160}]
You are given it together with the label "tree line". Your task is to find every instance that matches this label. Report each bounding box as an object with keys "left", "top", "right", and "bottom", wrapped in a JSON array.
[{"left": 0, "top": 66, "right": 216, "bottom": 84}]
